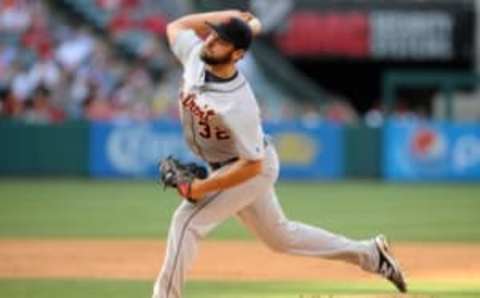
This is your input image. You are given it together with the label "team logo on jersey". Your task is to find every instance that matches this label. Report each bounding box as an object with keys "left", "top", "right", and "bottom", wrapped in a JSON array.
[
  {"left": 181, "top": 92, "right": 215, "bottom": 122},
  {"left": 180, "top": 92, "right": 231, "bottom": 140}
]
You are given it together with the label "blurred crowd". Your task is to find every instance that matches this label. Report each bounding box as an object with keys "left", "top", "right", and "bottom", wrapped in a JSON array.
[
  {"left": 0, "top": 0, "right": 182, "bottom": 124},
  {"left": 0, "top": 0, "right": 376, "bottom": 125}
]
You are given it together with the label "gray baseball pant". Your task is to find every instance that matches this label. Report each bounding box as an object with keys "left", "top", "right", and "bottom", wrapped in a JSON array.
[{"left": 152, "top": 145, "right": 379, "bottom": 298}]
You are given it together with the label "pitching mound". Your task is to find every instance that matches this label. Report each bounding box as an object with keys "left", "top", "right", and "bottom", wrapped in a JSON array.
[{"left": 0, "top": 240, "right": 479, "bottom": 282}]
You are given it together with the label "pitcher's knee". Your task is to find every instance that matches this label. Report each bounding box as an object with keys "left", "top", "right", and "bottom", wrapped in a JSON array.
[
  {"left": 171, "top": 204, "right": 194, "bottom": 228},
  {"left": 174, "top": 212, "right": 212, "bottom": 240},
  {"left": 261, "top": 221, "right": 297, "bottom": 253}
]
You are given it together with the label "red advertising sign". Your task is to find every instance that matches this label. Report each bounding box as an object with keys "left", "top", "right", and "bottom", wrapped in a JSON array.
[{"left": 275, "top": 11, "right": 369, "bottom": 58}]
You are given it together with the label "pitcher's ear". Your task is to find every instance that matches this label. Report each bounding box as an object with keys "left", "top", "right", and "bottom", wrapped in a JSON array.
[{"left": 233, "top": 49, "right": 246, "bottom": 62}]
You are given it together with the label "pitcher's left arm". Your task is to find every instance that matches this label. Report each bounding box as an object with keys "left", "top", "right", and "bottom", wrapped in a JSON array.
[{"left": 187, "top": 158, "right": 262, "bottom": 201}]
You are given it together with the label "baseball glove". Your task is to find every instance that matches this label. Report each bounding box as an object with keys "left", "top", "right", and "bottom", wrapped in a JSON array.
[{"left": 159, "top": 156, "right": 208, "bottom": 201}]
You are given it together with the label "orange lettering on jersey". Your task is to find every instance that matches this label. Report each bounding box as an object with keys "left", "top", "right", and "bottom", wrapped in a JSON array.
[
  {"left": 180, "top": 92, "right": 230, "bottom": 140},
  {"left": 181, "top": 93, "right": 215, "bottom": 122}
]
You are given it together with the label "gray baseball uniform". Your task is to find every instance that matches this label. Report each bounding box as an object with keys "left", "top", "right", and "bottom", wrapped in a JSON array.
[{"left": 152, "top": 30, "right": 380, "bottom": 298}]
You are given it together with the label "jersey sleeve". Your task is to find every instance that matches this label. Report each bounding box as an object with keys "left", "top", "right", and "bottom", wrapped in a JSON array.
[
  {"left": 170, "top": 29, "right": 202, "bottom": 65},
  {"left": 223, "top": 101, "right": 265, "bottom": 161}
]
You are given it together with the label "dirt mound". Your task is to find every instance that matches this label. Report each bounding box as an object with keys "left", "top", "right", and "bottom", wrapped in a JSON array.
[{"left": 1, "top": 240, "right": 479, "bottom": 282}]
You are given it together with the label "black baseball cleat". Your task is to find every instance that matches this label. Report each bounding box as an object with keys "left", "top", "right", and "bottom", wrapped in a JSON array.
[{"left": 375, "top": 235, "right": 408, "bottom": 293}]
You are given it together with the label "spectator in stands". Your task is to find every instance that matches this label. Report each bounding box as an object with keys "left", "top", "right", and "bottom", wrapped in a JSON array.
[
  {"left": 0, "top": 45, "right": 17, "bottom": 88},
  {"left": 84, "top": 81, "right": 115, "bottom": 121},
  {"left": 0, "top": 0, "right": 31, "bottom": 34},
  {"left": 21, "top": 3, "right": 52, "bottom": 60},
  {"left": 301, "top": 104, "right": 322, "bottom": 126},
  {"left": 21, "top": 85, "right": 64, "bottom": 124},
  {"left": 55, "top": 26, "right": 94, "bottom": 72},
  {"left": 97, "top": 0, "right": 140, "bottom": 12},
  {"left": 324, "top": 99, "right": 358, "bottom": 124},
  {"left": 11, "top": 61, "right": 36, "bottom": 102},
  {"left": 0, "top": 0, "right": 304, "bottom": 123},
  {"left": 0, "top": 87, "right": 22, "bottom": 117}
]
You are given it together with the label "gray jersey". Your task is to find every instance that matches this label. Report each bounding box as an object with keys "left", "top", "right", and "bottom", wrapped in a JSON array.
[{"left": 171, "top": 30, "right": 265, "bottom": 163}]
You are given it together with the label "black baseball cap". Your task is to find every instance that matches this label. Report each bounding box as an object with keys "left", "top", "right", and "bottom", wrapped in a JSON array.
[{"left": 205, "top": 17, "right": 253, "bottom": 50}]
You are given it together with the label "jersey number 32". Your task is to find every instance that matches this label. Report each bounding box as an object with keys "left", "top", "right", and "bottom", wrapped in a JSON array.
[{"left": 198, "top": 120, "right": 230, "bottom": 140}]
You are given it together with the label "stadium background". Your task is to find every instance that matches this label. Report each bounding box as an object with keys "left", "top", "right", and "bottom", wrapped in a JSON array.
[{"left": 1, "top": 0, "right": 480, "bottom": 297}]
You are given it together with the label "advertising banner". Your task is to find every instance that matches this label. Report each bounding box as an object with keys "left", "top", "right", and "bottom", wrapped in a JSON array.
[
  {"left": 277, "top": 0, "right": 474, "bottom": 63},
  {"left": 383, "top": 120, "right": 480, "bottom": 181},
  {"left": 89, "top": 121, "right": 344, "bottom": 179},
  {"left": 265, "top": 122, "right": 344, "bottom": 179},
  {"left": 89, "top": 121, "right": 198, "bottom": 177}
]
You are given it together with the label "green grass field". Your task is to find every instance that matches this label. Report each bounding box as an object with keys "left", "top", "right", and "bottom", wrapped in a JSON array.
[
  {"left": 1, "top": 279, "right": 480, "bottom": 298},
  {"left": 1, "top": 178, "right": 480, "bottom": 298}
]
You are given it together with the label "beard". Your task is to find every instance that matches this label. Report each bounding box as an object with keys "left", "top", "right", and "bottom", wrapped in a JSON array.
[{"left": 200, "top": 48, "right": 233, "bottom": 65}]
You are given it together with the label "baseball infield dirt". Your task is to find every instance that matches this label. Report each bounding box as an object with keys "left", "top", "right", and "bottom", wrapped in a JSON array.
[{"left": 0, "top": 240, "right": 479, "bottom": 282}]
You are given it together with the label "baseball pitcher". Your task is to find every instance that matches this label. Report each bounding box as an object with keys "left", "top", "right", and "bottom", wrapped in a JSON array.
[{"left": 153, "top": 10, "right": 407, "bottom": 298}]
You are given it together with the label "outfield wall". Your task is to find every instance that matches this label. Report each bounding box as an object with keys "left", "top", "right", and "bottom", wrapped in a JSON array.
[
  {"left": 1, "top": 119, "right": 479, "bottom": 181},
  {"left": 88, "top": 121, "right": 344, "bottom": 180},
  {"left": 0, "top": 120, "right": 89, "bottom": 176}
]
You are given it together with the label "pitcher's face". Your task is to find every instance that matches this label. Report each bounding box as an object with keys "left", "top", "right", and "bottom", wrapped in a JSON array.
[{"left": 200, "top": 32, "right": 236, "bottom": 65}]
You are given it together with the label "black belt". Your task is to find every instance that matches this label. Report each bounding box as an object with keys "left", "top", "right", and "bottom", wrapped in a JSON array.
[
  {"left": 209, "top": 157, "right": 239, "bottom": 171},
  {"left": 208, "top": 137, "right": 270, "bottom": 171}
]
